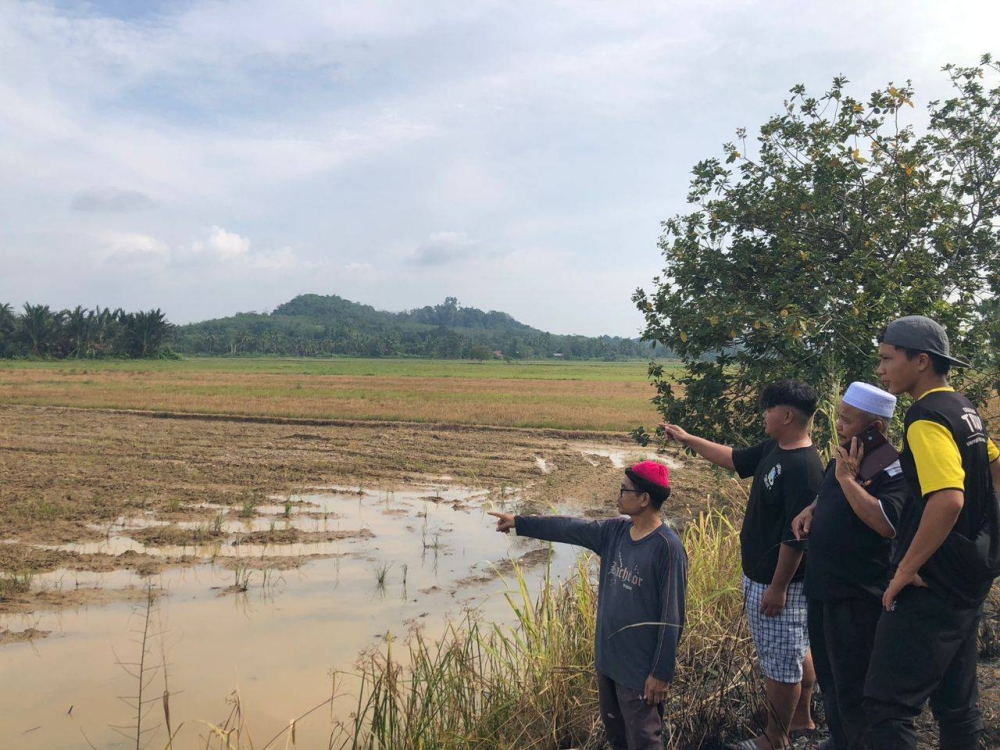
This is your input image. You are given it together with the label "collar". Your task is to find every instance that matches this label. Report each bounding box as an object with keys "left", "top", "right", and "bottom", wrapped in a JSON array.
[{"left": 916, "top": 386, "right": 955, "bottom": 401}]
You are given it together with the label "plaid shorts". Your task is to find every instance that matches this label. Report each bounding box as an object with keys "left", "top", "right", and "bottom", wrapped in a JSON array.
[{"left": 742, "top": 575, "right": 810, "bottom": 683}]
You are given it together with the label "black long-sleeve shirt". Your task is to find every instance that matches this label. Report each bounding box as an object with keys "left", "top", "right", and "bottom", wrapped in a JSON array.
[{"left": 514, "top": 515, "right": 687, "bottom": 690}]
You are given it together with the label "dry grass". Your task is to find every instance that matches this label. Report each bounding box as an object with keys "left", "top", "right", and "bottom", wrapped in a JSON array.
[{"left": 0, "top": 359, "right": 668, "bottom": 431}]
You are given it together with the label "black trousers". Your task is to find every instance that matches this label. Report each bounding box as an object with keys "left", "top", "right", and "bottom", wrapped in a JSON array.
[
  {"left": 807, "top": 598, "right": 848, "bottom": 749},
  {"left": 809, "top": 596, "right": 881, "bottom": 749},
  {"left": 863, "top": 586, "right": 983, "bottom": 750}
]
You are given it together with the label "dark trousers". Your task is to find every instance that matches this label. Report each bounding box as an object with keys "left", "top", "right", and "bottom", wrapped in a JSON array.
[
  {"left": 808, "top": 598, "right": 849, "bottom": 749},
  {"left": 825, "top": 596, "right": 882, "bottom": 749},
  {"left": 597, "top": 672, "right": 664, "bottom": 750},
  {"left": 863, "top": 586, "right": 983, "bottom": 750}
]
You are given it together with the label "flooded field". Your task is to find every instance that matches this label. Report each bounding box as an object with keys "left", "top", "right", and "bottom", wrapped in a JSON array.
[
  {"left": 1, "top": 483, "right": 596, "bottom": 749},
  {"left": 0, "top": 403, "right": 686, "bottom": 749}
]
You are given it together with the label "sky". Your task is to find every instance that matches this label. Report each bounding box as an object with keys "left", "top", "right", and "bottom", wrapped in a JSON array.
[{"left": 1, "top": 1, "right": 997, "bottom": 337}]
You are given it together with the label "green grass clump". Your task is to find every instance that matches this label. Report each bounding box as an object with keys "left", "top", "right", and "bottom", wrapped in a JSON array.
[{"left": 0, "top": 570, "right": 34, "bottom": 599}]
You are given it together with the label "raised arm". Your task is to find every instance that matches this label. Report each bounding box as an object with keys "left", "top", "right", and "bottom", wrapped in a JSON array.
[
  {"left": 661, "top": 424, "right": 735, "bottom": 471},
  {"left": 834, "top": 439, "right": 897, "bottom": 538}
]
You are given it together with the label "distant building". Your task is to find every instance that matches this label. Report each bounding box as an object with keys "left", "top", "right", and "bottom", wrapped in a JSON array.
[
  {"left": 553, "top": 352, "right": 564, "bottom": 359},
  {"left": 492, "top": 350, "right": 503, "bottom": 359}
]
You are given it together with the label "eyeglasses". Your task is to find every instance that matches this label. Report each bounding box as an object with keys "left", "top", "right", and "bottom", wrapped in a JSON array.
[{"left": 619, "top": 486, "right": 643, "bottom": 498}]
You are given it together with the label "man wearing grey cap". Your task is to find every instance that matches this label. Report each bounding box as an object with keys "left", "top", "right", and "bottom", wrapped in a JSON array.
[
  {"left": 863, "top": 315, "right": 1000, "bottom": 749},
  {"left": 792, "top": 382, "right": 906, "bottom": 750}
]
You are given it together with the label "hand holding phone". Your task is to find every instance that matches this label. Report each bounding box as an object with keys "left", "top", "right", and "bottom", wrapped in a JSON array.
[{"left": 841, "top": 424, "right": 887, "bottom": 453}]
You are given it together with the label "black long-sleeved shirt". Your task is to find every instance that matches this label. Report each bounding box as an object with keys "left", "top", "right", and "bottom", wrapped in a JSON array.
[{"left": 514, "top": 515, "right": 687, "bottom": 690}]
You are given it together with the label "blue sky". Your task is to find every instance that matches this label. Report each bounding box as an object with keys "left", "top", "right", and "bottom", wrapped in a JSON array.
[{"left": 1, "top": 1, "right": 997, "bottom": 336}]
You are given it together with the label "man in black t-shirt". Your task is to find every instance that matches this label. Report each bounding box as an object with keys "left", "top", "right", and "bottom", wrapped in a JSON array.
[
  {"left": 792, "top": 382, "right": 906, "bottom": 749},
  {"left": 663, "top": 380, "right": 824, "bottom": 750}
]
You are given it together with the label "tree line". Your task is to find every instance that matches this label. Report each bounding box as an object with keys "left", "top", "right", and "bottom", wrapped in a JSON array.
[
  {"left": 0, "top": 303, "right": 174, "bottom": 359},
  {"left": 0, "top": 296, "right": 655, "bottom": 361},
  {"left": 172, "top": 312, "right": 652, "bottom": 360},
  {"left": 171, "top": 295, "right": 655, "bottom": 360}
]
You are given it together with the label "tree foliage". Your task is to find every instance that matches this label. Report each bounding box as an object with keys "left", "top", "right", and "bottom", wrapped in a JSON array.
[
  {"left": 634, "top": 55, "right": 1000, "bottom": 447},
  {"left": 0, "top": 304, "right": 174, "bottom": 359}
]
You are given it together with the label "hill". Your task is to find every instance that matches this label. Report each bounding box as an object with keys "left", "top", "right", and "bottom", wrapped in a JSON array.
[{"left": 172, "top": 294, "right": 655, "bottom": 360}]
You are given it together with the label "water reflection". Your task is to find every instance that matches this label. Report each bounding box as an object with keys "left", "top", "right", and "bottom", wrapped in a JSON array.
[{"left": 0, "top": 485, "right": 585, "bottom": 749}]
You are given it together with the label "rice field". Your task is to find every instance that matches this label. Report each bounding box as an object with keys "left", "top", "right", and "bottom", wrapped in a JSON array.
[{"left": 0, "top": 357, "right": 680, "bottom": 431}]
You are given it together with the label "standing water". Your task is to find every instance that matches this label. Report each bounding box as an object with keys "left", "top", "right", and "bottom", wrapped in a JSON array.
[{"left": 0, "top": 485, "right": 590, "bottom": 749}]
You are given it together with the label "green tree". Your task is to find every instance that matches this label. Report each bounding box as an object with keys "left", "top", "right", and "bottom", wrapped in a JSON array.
[
  {"left": 467, "top": 344, "right": 492, "bottom": 362},
  {"left": 21, "top": 303, "right": 61, "bottom": 357},
  {"left": 634, "top": 55, "right": 1000, "bottom": 447},
  {"left": 0, "top": 302, "right": 16, "bottom": 356},
  {"left": 64, "top": 305, "right": 92, "bottom": 358},
  {"left": 123, "top": 309, "right": 173, "bottom": 358}
]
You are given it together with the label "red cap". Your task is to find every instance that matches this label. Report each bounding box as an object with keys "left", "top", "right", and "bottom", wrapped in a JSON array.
[{"left": 626, "top": 460, "right": 669, "bottom": 490}]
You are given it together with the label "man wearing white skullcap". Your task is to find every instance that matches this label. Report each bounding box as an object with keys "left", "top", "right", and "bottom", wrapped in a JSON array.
[
  {"left": 792, "top": 382, "right": 906, "bottom": 750},
  {"left": 842, "top": 382, "right": 897, "bottom": 420}
]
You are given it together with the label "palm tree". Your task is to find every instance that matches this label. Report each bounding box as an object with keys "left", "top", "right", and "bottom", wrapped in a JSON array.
[
  {"left": 130, "top": 309, "right": 172, "bottom": 357},
  {"left": 64, "top": 305, "right": 91, "bottom": 358},
  {"left": 21, "top": 303, "right": 59, "bottom": 357},
  {"left": 0, "top": 302, "right": 15, "bottom": 356}
]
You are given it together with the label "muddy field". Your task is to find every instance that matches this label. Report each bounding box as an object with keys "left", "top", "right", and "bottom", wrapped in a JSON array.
[
  {"left": 0, "top": 404, "right": 699, "bottom": 612},
  {"left": 2, "top": 403, "right": 999, "bottom": 749}
]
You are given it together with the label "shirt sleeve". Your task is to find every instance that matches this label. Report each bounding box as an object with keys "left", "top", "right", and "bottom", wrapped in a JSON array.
[
  {"left": 649, "top": 535, "right": 688, "bottom": 683},
  {"left": 514, "top": 516, "right": 607, "bottom": 553},
  {"left": 906, "top": 419, "right": 965, "bottom": 497},
  {"left": 732, "top": 440, "right": 768, "bottom": 479},
  {"left": 989, "top": 438, "right": 999, "bottom": 464},
  {"left": 873, "top": 467, "right": 907, "bottom": 533}
]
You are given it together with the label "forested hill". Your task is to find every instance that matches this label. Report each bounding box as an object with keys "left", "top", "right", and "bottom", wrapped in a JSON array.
[{"left": 173, "top": 294, "right": 655, "bottom": 360}]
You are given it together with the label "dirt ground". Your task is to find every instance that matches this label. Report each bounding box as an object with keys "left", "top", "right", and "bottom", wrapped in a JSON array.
[
  {"left": 2, "top": 403, "right": 998, "bottom": 747},
  {"left": 0, "top": 404, "right": 717, "bottom": 610}
]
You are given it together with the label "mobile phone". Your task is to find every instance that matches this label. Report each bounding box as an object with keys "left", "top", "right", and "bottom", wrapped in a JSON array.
[{"left": 842, "top": 424, "right": 887, "bottom": 452}]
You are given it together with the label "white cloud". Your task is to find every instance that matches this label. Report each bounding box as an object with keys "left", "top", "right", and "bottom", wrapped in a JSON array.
[
  {"left": 191, "top": 226, "right": 251, "bottom": 261},
  {"left": 185, "top": 227, "right": 312, "bottom": 272},
  {"left": 100, "top": 231, "right": 171, "bottom": 263},
  {"left": 252, "top": 245, "right": 309, "bottom": 271}
]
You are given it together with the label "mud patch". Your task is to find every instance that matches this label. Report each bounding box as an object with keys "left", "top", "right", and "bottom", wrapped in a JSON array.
[{"left": 0, "top": 628, "right": 50, "bottom": 645}]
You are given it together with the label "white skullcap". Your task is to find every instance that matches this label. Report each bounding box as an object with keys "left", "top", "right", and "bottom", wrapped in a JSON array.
[{"left": 842, "top": 381, "right": 896, "bottom": 419}]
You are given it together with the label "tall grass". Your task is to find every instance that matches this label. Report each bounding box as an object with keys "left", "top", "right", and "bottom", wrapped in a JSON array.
[
  {"left": 330, "top": 555, "right": 599, "bottom": 750},
  {"left": 323, "top": 499, "right": 759, "bottom": 750}
]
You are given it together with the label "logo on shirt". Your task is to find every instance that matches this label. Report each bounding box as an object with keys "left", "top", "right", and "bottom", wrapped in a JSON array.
[
  {"left": 764, "top": 463, "right": 782, "bottom": 490},
  {"left": 961, "top": 408, "right": 984, "bottom": 434},
  {"left": 610, "top": 559, "right": 644, "bottom": 591}
]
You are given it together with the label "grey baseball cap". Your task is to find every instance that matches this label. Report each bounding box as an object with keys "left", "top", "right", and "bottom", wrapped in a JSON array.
[{"left": 881, "top": 315, "right": 971, "bottom": 368}]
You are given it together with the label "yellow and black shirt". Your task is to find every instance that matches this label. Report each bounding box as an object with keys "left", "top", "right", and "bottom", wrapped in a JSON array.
[{"left": 895, "top": 387, "right": 1000, "bottom": 607}]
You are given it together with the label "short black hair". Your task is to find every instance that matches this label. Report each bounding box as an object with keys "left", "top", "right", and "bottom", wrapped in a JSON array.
[
  {"left": 624, "top": 469, "right": 671, "bottom": 510},
  {"left": 876, "top": 327, "right": 952, "bottom": 376},
  {"left": 761, "top": 380, "right": 819, "bottom": 421}
]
